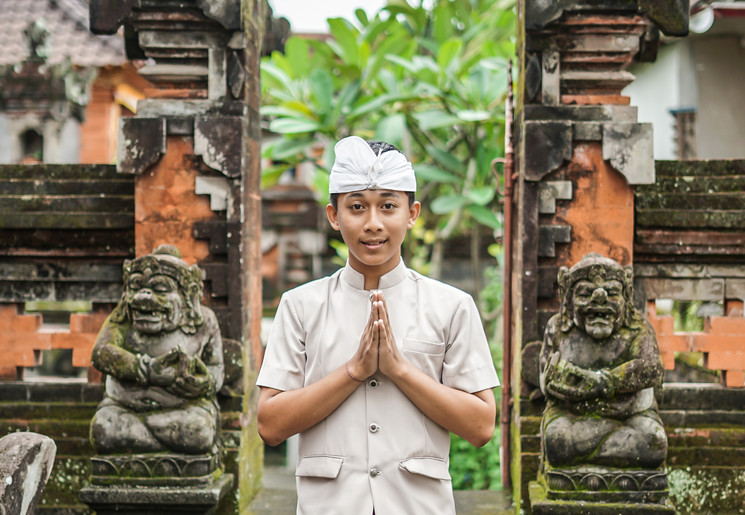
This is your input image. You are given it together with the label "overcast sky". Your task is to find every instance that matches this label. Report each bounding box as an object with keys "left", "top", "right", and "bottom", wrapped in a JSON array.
[{"left": 268, "top": 0, "right": 391, "bottom": 33}]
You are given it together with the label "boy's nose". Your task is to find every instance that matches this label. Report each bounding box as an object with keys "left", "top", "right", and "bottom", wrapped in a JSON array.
[{"left": 364, "top": 209, "right": 383, "bottom": 231}]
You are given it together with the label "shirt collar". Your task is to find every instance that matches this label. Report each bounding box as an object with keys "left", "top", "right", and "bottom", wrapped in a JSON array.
[{"left": 341, "top": 258, "right": 408, "bottom": 290}]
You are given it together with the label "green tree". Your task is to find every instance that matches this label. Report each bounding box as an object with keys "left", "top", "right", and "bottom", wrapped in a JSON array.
[{"left": 261, "top": 0, "right": 515, "bottom": 290}]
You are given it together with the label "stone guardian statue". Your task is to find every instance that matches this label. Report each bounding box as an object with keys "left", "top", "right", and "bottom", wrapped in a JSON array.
[{"left": 534, "top": 253, "right": 670, "bottom": 509}]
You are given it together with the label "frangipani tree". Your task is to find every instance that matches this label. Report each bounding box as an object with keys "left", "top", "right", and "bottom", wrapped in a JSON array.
[{"left": 261, "top": 0, "right": 515, "bottom": 287}]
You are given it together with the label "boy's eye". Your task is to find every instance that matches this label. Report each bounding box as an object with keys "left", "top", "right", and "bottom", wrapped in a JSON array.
[{"left": 382, "top": 202, "right": 396, "bottom": 209}]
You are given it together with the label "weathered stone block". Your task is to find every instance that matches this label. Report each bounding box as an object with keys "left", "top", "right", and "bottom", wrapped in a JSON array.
[{"left": 0, "top": 432, "right": 57, "bottom": 514}]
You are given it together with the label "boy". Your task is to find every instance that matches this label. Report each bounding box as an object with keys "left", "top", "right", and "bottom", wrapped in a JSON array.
[{"left": 257, "top": 136, "right": 499, "bottom": 514}]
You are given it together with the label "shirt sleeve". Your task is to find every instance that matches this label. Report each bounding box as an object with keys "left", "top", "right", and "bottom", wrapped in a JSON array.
[
  {"left": 256, "top": 292, "right": 307, "bottom": 391},
  {"left": 441, "top": 295, "right": 500, "bottom": 393}
]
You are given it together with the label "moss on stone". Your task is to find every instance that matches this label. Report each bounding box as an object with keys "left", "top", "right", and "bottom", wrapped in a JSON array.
[{"left": 668, "top": 467, "right": 745, "bottom": 514}]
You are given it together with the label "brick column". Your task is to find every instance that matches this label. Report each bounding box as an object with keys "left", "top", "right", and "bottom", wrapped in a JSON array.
[{"left": 510, "top": 1, "right": 689, "bottom": 509}]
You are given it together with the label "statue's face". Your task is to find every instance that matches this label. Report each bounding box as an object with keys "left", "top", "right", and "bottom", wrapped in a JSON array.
[
  {"left": 571, "top": 275, "right": 625, "bottom": 340},
  {"left": 125, "top": 271, "right": 182, "bottom": 334}
]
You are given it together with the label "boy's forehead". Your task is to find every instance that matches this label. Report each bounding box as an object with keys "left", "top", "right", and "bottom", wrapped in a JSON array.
[{"left": 342, "top": 189, "right": 405, "bottom": 199}]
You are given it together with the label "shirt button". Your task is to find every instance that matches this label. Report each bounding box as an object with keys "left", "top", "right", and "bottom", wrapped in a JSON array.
[
  {"left": 369, "top": 423, "right": 380, "bottom": 433},
  {"left": 369, "top": 468, "right": 381, "bottom": 477},
  {"left": 369, "top": 379, "right": 379, "bottom": 388}
]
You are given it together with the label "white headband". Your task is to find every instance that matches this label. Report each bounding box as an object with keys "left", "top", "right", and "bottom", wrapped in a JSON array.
[{"left": 329, "top": 136, "right": 416, "bottom": 194}]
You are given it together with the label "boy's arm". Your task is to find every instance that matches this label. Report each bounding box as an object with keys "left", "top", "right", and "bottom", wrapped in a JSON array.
[
  {"left": 381, "top": 367, "right": 496, "bottom": 447},
  {"left": 258, "top": 300, "right": 380, "bottom": 446},
  {"left": 258, "top": 367, "right": 361, "bottom": 447},
  {"left": 373, "top": 292, "right": 497, "bottom": 447}
]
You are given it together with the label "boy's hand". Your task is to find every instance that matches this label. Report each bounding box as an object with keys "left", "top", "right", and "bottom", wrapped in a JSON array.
[
  {"left": 372, "top": 291, "right": 408, "bottom": 378},
  {"left": 347, "top": 296, "right": 380, "bottom": 381}
]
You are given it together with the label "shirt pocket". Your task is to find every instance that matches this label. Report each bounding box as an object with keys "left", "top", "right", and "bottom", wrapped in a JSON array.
[
  {"left": 399, "top": 457, "right": 451, "bottom": 481},
  {"left": 403, "top": 338, "right": 445, "bottom": 380},
  {"left": 295, "top": 455, "right": 344, "bottom": 479}
]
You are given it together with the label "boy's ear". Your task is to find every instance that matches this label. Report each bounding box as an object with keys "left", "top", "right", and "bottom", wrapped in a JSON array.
[
  {"left": 407, "top": 201, "right": 421, "bottom": 229},
  {"left": 326, "top": 203, "right": 340, "bottom": 231}
]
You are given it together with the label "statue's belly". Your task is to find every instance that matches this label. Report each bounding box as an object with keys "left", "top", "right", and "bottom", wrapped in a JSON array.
[{"left": 105, "top": 376, "right": 186, "bottom": 411}]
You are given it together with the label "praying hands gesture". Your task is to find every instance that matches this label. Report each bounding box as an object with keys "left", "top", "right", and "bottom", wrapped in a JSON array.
[{"left": 347, "top": 290, "right": 406, "bottom": 381}]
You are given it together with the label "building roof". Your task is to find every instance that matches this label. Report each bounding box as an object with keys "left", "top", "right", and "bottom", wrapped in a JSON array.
[{"left": 0, "top": 0, "right": 125, "bottom": 67}]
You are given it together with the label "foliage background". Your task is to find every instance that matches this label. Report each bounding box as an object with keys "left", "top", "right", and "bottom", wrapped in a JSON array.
[{"left": 261, "top": 0, "right": 515, "bottom": 490}]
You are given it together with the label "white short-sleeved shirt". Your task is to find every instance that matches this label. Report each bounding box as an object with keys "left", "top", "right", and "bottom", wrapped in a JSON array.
[{"left": 257, "top": 259, "right": 499, "bottom": 515}]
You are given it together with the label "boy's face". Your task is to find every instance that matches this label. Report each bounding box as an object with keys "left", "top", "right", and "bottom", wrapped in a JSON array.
[{"left": 326, "top": 189, "right": 420, "bottom": 278}]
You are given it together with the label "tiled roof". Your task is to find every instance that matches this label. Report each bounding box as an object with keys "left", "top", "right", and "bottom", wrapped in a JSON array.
[{"left": 0, "top": 0, "right": 125, "bottom": 67}]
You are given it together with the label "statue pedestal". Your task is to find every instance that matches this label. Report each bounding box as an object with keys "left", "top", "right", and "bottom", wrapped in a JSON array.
[
  {"left": 80, "top": 474, "right": 233, "bottom": 514},
  {"left": 529, "top": 468, "right": 675, "bottom": 515},
  {"left": 80, "top": 453, "right": 232, "bottom": 514}
]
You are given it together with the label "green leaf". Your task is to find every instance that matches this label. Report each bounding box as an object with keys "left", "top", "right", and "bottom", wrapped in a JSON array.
[
  {"left": 414, "top": 164, "right": 460, "bottom": 183},
  {"left": 261, "top": 163, "right": 290, "bottom": 188},
  {"left": 260, "top": 61, "right": 294, "bottom": 93},
  {"left": 466, "top": 204, "right": 501, "bottom": 230},
  {"left": 432, "top": 3, "right": 454, "bottom": 42},
  {"left": 347, "top": 92, "right": 403, "bottom": 119},
  {"left": 310, "top": 69, "right": 333, "bottom": 114},
  {"left": 261, "top": 105, "right": 308, "bottom": 118},
  {"left": 355, "top": 8, "right": 369, "bottom": 26},
  {"left": 284, "top": 37, "right": 310, "bottom": 78},
  {"left": 385, "top": 54, "right": 419, "bottom": 75},
  {"left": 269, "top": 118, "right": 322, "bottom": 134},
  {"left": 425, "top": 144, "right": 464, "bottom": 173},
  {"left": 456, "top": 109, "right": 492, "bottom": 122},
  {"left": 267, "top": 137, "right": 315, "bottom": 160},
  {"left": 430, "top": 194, "right": 468, "bottom": 215},
  {"left": 437, "top": 39, "right": 463, "bottom": 70},
  {"left": 465, "top": 186, "right": 496, "bottom": 205},
  {"left": 329, "top": 80, "right": 361, "bottom": 125},
  {"left": 413, "top": 110, "right": 460, "bottom": 131},
  {"left": 328, "top": 18, "right": 360, "bottom": 66},
  {"left": 375, "top": 114, "right": 407, "bottom": 146}
]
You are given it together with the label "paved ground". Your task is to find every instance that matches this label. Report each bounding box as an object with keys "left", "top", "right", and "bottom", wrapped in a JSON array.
[{"left": 248, "top": 465, "right": 514, "bottom": 515}]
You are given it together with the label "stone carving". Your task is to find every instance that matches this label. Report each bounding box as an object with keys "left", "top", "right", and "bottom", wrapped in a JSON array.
[
  {"left": 538, "top": 253, "right": 668, "bottom": 502},
  {"left": 90, "top": 245, "right": 224, "bottom": 457},
  {"left": 0, "top": 432, "right": 57, "bottom": 515}
]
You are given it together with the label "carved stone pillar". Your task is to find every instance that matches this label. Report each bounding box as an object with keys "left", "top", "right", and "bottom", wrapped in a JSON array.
[
  {"left": 511, "top": 0, "right": 689, "bottom": 512},
  {"left": 80, "top": 1, "right": 285, "bottom": 512}
]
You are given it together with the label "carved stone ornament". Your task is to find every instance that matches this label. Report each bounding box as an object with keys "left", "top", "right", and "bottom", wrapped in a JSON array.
[
  {"left": 525, "top": 0, "right": 689, "bottom": 37},
  {"left": 531, "top": 253, "right": 672, "bottom": 511}
]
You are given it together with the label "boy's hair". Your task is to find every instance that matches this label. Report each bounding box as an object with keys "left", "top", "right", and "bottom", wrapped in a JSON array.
[{"left": 329, "top": 140, "right": 416, "bottom": 209}]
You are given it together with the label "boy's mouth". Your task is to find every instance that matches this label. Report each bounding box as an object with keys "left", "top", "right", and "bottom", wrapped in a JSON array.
[{"left": 362, "top": 238, "right": 387, "bottom": 248}]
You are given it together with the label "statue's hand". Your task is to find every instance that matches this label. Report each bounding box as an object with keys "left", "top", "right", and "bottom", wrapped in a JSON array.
[
  {"left": 546, "top": 359, "right": 607, "bottom": 401},
  {"left": 148, "top": 349, "right": 181, "bottom": 387},
  {"left": 169, "top": 356, "right": 214, "bottom": 398}
]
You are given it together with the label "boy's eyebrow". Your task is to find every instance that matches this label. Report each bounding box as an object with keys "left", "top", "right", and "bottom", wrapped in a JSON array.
[{"left": 345, "top": 191, "right": 402, "bottom": 200}]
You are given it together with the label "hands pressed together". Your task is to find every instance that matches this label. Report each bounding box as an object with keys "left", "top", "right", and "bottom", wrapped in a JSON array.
[
  {"left": 347, "top": 290, "right": 408, "bottom": 382},
  {"left": 148, "top": 345, "right": 215, "bottom": 398}
]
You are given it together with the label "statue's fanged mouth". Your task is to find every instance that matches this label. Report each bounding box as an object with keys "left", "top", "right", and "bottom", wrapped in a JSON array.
[
  {"left": 132, "top": 308, "right": 164, "bottom": 322},
  {"left": 585, "top": 308, "right": 614, "bottom": 325}
]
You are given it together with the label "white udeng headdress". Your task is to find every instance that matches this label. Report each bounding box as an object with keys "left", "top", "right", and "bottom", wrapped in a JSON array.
[{"left": 329, "top": 136, "right": 416, "bottom": 194}]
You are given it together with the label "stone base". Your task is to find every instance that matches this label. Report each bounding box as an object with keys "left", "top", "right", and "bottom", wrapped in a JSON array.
[
  {"left": 529, "top": 481, "right": 675, "bottom": 515},
  {"left": 90, "top": 452, "right": 220, "bottom": 486},
  {"left": 529, "top": 482, "right": 676, "bottom": 515},
  {"left": 543, "top": 465, "right": 669, "bottom": 504},
  {"left": 79, "top": 473, "right": 233, "bottom": 515}
]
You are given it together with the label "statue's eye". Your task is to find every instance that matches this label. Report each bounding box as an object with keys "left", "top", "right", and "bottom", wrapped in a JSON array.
[{"left": 151, "top": 283, "right": 170, "bottom": 293}]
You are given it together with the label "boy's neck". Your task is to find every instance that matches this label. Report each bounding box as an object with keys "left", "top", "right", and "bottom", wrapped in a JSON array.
[{"left": 348, "top": 259, "right": 400, "bottom": 290}]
